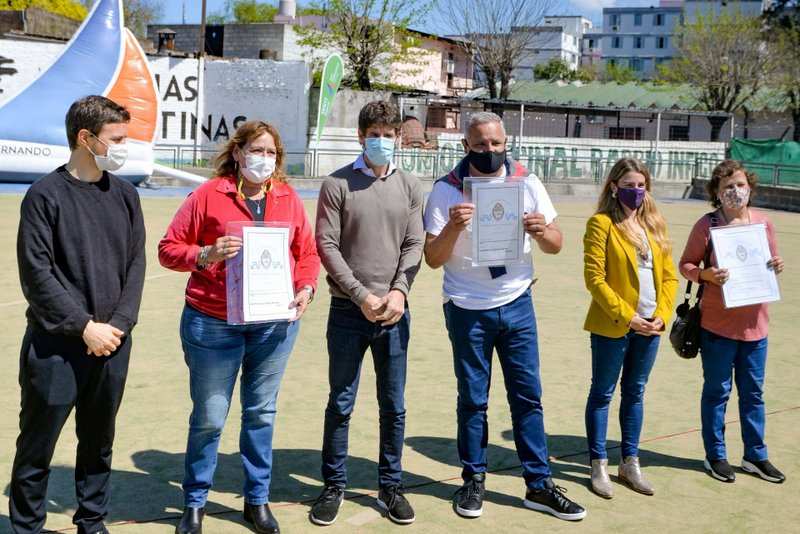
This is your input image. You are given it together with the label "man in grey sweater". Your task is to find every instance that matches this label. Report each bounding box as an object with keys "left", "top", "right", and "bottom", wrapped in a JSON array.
[{"left": 311, "top": 100, "right": 424, "bottom": 526}]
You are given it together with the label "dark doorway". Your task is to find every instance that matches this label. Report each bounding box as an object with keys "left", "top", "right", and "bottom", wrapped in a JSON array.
[{"left": 205, "top": 25, "right": 224, "bottom": 57}]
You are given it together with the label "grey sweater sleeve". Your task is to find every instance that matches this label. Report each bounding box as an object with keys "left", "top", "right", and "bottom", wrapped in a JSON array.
[
  {"left": 315, "top": 177, "right": 371, "bottom": 305},
  {"left": 391, "top": 177, "right": 424, "bottom": 296}
]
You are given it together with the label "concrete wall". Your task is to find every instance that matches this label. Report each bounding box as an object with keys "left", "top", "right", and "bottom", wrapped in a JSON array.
[
  {"left": 308, "top": 88, "right": 394, "bottom": 130},
  {"left": 0, "top": 8, "right": 79, "bottom": 40},
  {"left": 0, "top": 38, "right": 310, "bottom": 173},
  {"left": 309, "top": 125, "right": 727, "bottom": 182}
]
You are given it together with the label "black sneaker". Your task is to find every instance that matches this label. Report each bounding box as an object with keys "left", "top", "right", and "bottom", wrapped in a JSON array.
[
  {"left": 454, "top": 473, "right": 485, "bottom": 518},
  {"left": 376, "top": 485, "right": 415, "bottom": 524},
  {"left": 524, "top": 480, "right": 587, "bottom": 521},
  {"left": 310, "top": 485, "right": 344, "bottom": 526},
  {"left": 704, "top": 458, "right": 736, "bottom": 483},
  {"left": 741, "top": 458, "right": 786, "bottom": 484}
]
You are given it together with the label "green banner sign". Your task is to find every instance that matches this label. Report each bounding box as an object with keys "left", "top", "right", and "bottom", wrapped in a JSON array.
[{"left": 315, "top": 53, "right": 344, "bottom": 145}]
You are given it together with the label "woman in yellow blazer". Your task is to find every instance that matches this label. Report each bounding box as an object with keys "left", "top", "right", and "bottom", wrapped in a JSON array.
[{"left": 583, "top": 158, "right": 678, "bottom": 499}]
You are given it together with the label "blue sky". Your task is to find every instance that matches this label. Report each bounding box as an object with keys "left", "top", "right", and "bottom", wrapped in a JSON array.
[{"left": 157, "top": 0, "right": 661, "bottom": 32}]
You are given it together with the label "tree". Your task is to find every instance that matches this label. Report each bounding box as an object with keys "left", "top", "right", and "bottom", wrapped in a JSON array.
[
  {"left": 603, "top": 62, "right": 637, "bottom": 84},
  {"left": 231, "top": 0, "right": 277, "bottom": 23},
  {"left": 533, "top": 58, "right": 571, "bottom": 81},
  {"left": 659, "top": 12, "right": 774, "bottom": 141},
  {"left": 79, "top": 0, "right": 162, "bottom": 37},
  {"left": 295, "top": 0, "right": 433, "bottom": 90},
  {"left": 532, "top": 58, "right": 596, "bottom": 83},
  {"left": 5, "top": 0, "right": 87, "bottom": 20},
  {"left": 439, "top": 0, "right": 555, "bottom": 100},
  {"left": 764, "top": 0, "right": 800, "bottom": 141}
]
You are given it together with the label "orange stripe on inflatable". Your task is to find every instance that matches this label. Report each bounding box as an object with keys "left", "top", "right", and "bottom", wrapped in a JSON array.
[{"left": 107, "top": 29, "right": 158, "bottom": 143}]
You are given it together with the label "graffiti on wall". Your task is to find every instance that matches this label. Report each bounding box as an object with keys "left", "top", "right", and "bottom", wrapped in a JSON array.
[
  {"left": 395, "top": 140, "right": 725, "bottom": 182},
  {"left": 0, "top": 55, "right": 17, "bottom": 94}
]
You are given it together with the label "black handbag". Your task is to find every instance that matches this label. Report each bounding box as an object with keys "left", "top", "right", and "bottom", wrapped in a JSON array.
[
  {"left": 669, "top": 279, "right": 705, "bottom": 359},
  {"left": 670, "top": 212, "right": 718, "bottom": 359}
]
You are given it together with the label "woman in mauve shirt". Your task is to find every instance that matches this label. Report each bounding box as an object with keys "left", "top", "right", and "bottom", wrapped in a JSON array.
[{"left": 679, "top": 159, "right": 785, "bottom": 485}]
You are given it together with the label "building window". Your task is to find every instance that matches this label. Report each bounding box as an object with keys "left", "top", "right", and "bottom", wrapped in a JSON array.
[
  {"left": 630, "top": 58, "right": 644, "bottom": 71},
  {"left": 655, "top": 13, "right": 664, "bottom": 26},
  {"left": 609, "top": 127, "right": 642, "bottom": 140},
  {"left": 635, "top": 36, "right": 643, "bottom": 49},
  {"left": 612, "top": 36, "right": 622, "bottom": 48},
  {"left": 669, "top": 125, "right": 690, "bottom": 141},
  {"left": 634, "top": 13, "right": 642, "bottom": 26},
  {"left": 657, "top": 36, "right": 667, "bottom": 49},
  {"left": 610, "top": 14, "right": 620, "bottom": 27},
  {"left": 588, "top": 38, "right": 595, "bottom": 48}
]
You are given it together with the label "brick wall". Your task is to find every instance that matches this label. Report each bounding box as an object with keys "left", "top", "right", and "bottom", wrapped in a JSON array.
[
  {"left": 222, "top": 24, "right": 286, "bottom": 60},
  {"left": 0, "top": 11, "right": 24, "bottom": 35},
  {"left": 23, "top": 8, "right": 79, "bottom": 40},
  {"left": 147, "top": 24, "right": 202, "bottom": 54}
]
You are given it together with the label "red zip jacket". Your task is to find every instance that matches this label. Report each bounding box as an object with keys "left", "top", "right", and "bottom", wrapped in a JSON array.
[{"left": 158, "top": 175, "right": 320, "bottom": 321}]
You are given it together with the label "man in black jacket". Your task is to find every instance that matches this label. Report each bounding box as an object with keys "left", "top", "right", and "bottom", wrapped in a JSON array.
[{"left": 9, "top": 95, "right": 146, "bottom": 534}]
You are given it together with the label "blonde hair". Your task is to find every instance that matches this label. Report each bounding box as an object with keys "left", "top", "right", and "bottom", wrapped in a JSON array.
[
  {"left": 215, "top": 120, "right": 288, "bottom": 198},
  {"left": 596, "top": 158, "right": 671, "bottom": 255}
]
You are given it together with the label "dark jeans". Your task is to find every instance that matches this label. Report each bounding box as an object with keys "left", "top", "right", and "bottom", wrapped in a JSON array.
[
  {"left": 321, "top": 297, "right": 410, "bottom": 489},
  {"left": 443, "top": 289, "right": 552, "bottom": 490},
  {"left": 9, "top": 327, "right": 131, "bottom": 534},
  {"left": 700, "top": 328, "right": 769, "bottom": 462},
  {"left": 585, "top": 331, "right": 660, "bottom": 460}
]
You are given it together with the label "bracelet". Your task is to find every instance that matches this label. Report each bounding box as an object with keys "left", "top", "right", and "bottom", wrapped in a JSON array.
[
  {"left": 301, "top": 284, "right": 314, "bottom": 302},
  {"left": 197, "top": 245, "right": 210, "bottom": 267}
]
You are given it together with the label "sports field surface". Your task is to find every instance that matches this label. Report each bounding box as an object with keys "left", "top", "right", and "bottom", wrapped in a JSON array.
[{"left": 0, "top": 193, "right": 797, "bottom": 533}]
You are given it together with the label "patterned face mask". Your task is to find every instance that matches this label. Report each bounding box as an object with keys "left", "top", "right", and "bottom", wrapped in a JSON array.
[{"left": 720, "top": 186, "right": 750, "bottom": 210}]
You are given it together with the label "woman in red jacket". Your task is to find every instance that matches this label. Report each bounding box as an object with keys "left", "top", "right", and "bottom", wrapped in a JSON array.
[{"left": 159, "top": 121, "right": 320, "bottom": 534}]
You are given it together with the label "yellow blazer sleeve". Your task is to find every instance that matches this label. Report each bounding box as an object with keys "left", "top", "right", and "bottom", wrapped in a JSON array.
[
  {"left": 583, "top": 215, "right": 636, "bottom": 326},
  {"left": 654, "top": 246, "right": 679, "bottom": 325}
]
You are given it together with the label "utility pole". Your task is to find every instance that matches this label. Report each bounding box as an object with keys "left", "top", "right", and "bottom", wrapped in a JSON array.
[{"left": 193, "top": 0, "right": 207, "bottom": 167}]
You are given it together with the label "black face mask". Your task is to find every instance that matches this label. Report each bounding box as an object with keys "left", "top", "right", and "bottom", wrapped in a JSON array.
[{"left": 466, "top": 149, "right": 506, "bottom": 174}]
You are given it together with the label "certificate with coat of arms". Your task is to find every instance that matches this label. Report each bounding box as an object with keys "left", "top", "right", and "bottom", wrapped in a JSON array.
[
  {"left": 710, "top": 223, "right": 781, "bottom": 309},
  {"left": 466, "top": 179, "right": 525, "bottom": 267},
  {"left": 226, "top": 223, "right": 296, "bottom": 324}
]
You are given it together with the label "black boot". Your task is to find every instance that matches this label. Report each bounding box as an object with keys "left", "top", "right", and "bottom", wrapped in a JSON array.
[
  {"left": 243, "top": 503, "right": 279, "bottom": 534},
  {"left": 175, "top": 507, "right": 204, "bottom": 534}
]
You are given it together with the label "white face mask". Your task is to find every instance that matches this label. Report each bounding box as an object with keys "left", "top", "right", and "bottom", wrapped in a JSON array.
[
  {"left": 88, "top": 134, "right": 128, "bottom": 172},
  {"left": 240, "top": 153, "right": 276, "bottom": 184}
]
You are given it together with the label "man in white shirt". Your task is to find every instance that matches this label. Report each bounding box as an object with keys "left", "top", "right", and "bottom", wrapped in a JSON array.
[{"left": 423, "top": 112, "right": 586, "bottom": 522}]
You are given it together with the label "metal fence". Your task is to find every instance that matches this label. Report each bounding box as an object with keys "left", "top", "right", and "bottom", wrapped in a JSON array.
[{"left": 152, "top": 144, "right": 800, "bottom": 188}]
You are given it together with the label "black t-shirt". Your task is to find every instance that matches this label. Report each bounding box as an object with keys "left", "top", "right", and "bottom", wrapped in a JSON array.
[
  {"left": 245, "top": 196, "right": 266, "bottom": 222},
  {"left": 17, "top": 166, "right": 147, "bottom": 337}
]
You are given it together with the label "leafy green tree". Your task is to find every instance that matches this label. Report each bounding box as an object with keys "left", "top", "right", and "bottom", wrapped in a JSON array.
[
  {"left": 658, "top": 12, "right": 774, "bottom": 141},
  {"left": 295, "top": 0, "right": 433, "bottom": 90},
  {"left": 603, "top": 62, "right": 637, "bottom": 84},
  {"left": 3, "top": 0, "right": 87, "bottom": 21},
  {"left": 764, "top": 0, "right": 800, "bottom": 141},
  {"left": 231, "top": 0, "right": 277, "bottom": 23},
  {"left": 533, "top": 58, "right": 571, "bottom": 81}
]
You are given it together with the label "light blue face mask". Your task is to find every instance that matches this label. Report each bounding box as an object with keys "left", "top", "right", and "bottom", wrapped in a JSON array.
[{"left": 364, "top": 137, "right": 396, "bottom": 166}]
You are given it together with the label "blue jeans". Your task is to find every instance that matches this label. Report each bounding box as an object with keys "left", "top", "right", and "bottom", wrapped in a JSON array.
[
  {"left": 180, "top": 305, "right": 299, "bottom": 507},
  {"left": 700, "top": 328, "right": 768, "bottom": 462},
  {"left": 585, "top": 332, "right": 660, "bottom": 460},
  {"left": 321, "top": 297, "right": 410, "bottom": 489},
  {"left": 443, "top": 289, "right": 551, "bottom": 490}
]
